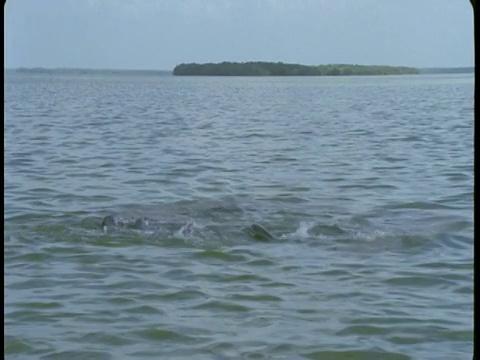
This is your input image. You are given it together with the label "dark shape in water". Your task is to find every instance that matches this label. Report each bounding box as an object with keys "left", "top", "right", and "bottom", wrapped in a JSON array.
[
  {"left": 245, "top": 223, "right": 274, "bottom": 241},
  {"left": 101, "top": 215, "right": 117, "bottom": 229},
  {"left": 132, "top": 217, "right": 149, "bottom": 230}
]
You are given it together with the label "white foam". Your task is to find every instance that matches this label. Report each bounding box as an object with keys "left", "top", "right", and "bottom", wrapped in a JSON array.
[
  {"left": 351, "top": 229, "right": 388, "bottom": 242},
  {"left": 291, "top": 221, "right": 315, "bottom": 238},
  {"left": 174, "top": 219, "right": 198, "bottom": 238}
]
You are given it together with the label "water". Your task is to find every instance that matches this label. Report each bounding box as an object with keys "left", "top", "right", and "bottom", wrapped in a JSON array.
[{"left": 4, "top": 71, "right": 473, "bottom": 359}]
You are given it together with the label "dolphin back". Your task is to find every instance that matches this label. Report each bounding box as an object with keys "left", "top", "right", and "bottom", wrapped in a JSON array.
[{"left": 246, "top": 223, "right": 274, "bottom": 241}]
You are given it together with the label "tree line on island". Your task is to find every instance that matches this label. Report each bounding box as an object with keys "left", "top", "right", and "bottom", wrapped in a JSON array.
[{"left": 173, "top": 61, "right": 419, "bottom": 76}]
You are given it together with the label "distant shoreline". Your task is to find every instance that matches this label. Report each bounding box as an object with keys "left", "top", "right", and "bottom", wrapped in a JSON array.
[
  {"left": 416, "top": 67, "right": 474, "bottom": 74},
  {"left": 6, "top": 68, "right": 173, "bottom": 76},
  {"left": 173, "top": 62, "right": 419, "bottom": 76},
  {"left": 4, "top": 65, "right": 474, "bottom": 76}
]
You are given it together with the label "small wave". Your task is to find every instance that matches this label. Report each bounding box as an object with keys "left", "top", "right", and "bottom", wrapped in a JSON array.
[
  {"left": 303, "top": 349, "right": 411, "bottom": 360},
  {"left": 193, "top": 300, "right": 251, "bottom": 312},
  {"left": 191, "top": 249, "right": 248, "bottom": 262},
  {"left": 37, "top": 349, "right": 113, "bottom": 360},
  {"left": 229, "top": 293, "right": 282, "bottom": 302},
  {"left": 133, "top": 328, "right": 196, "bottom": 342},
  {"left": 385, "top": 201, "right": 460, "bottom": 210}
]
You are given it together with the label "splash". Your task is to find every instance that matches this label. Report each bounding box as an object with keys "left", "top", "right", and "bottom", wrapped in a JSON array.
[
  {"left": 174, "top": 219, "right": 198, "bottom": 239},
  {"left": 290, "top": 221, "right": 316, "bottom": 238}
]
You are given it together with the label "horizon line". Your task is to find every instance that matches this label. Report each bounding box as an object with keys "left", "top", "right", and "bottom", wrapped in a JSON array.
[{"left": 4, "top": 64, "right": 475, "bottom": 72}]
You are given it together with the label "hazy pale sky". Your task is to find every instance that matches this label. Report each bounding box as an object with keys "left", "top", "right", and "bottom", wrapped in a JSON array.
[{"left": 4, "top": 0, "right": 474, "bottom": 70}]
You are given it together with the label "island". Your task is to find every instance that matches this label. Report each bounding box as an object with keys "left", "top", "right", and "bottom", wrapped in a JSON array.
[{"left": 173, "top": 62, "right": 419, "bottom": 76}]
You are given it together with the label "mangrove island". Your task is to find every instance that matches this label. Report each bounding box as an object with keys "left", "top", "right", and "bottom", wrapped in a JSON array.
[{"left": 173, "top": 62, "right": 419, "bottom": 76}]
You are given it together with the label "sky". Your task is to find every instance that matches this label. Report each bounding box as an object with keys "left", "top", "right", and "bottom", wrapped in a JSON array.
[{"left": 3, "top": 0, "right": 475, "bottom": 70}]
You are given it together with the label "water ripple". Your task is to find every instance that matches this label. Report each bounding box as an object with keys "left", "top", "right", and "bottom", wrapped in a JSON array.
[{"left": 4, "top": 73, "right": 473, "bottom": 359}]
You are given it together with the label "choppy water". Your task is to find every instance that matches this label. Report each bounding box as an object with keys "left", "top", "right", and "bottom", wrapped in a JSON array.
[{"left": 4, "top": 72, "right": 474, "bottom": 359}]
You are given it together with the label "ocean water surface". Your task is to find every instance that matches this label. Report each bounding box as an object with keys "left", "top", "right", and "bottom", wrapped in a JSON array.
[{"left": 4, "top": 71, "right": 474, "bottom": 359}]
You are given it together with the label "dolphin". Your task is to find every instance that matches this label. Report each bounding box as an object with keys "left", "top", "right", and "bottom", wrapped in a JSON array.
[
  {"left": 245, "top": 223, "right": 274, "bottom": 241},
  {"left": 101, "top": 215, "right": 118, "bottom": 229}
]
